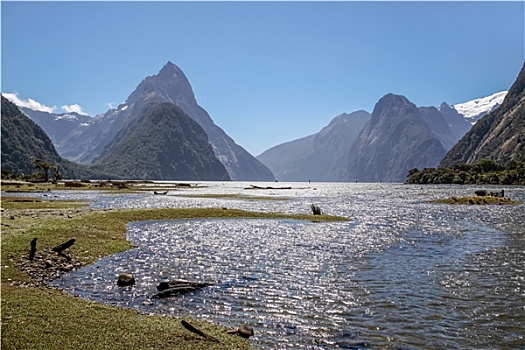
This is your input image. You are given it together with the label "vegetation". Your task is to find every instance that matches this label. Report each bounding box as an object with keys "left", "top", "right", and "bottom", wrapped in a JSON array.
[
  {"left": 92, "top": 102, "right": 231, "bottom": 181},
  {"left": 406, "top": 159, "right": 525, "bottom": 185},
  {"left": 1, "top": 96, "right": 119, "bottom": 181},
  {"left": 1, "top": 196, "right": 347, "bottom": 350},
  {"left": 429, "top": 196, "right": 521, "bottom": 205},
  {"left": 440, "top": 62, "right": 524, "bottom": 167}
]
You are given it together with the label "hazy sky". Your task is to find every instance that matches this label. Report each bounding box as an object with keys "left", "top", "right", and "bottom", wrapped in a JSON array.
[{"left": 2, "top": 1, "right": 524, "bottom": 156}]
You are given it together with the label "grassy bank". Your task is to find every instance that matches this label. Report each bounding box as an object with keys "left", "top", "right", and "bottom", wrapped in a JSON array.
[
  {"left": 429, "top": 196, "right": 522, "bottom": 205},
  {"left": 1, "top": 196, "right": 348, "bottom": 349}
]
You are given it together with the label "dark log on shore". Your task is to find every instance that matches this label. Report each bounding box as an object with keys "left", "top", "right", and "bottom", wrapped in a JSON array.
[
  {"left": 181, "top": 320, "right": 219, "bottom": 342},
  {"left": 51, "top": 238, "right": 75, "bottom": 261},
  {"left": 29, "top": 237, "right": 37, "bottom": 260},
  {"left": 51, "top": 238, "right": 75, "bottom": 254},
  {"left": 245, "top": 185, "right": 292, "bottom": 190}
]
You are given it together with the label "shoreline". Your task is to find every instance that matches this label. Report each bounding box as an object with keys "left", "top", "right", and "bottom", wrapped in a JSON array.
[{"left": 1, "top": 194, "right": 347, "bottom": 350}]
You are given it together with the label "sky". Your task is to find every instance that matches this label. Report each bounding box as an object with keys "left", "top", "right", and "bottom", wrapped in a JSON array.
[{"left": 2, "top": 1, "right": 524, "bottom": 156}]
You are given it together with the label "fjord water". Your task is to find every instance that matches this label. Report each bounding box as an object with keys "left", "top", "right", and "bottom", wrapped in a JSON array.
[{"left": 48, "top": 182, "right": 524, "bottom": 349}]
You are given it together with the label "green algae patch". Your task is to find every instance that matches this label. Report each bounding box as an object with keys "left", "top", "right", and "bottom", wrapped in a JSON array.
[{"left": 429, "top": 196, "right": 522, "bottom": 205}]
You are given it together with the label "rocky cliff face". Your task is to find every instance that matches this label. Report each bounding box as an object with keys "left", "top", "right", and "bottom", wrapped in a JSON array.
[
  {"left": 93, "top": 102, "right": 230, "bottom": 181},
  {"left": 91, "top": 62, "right": 275, "bottom": 181},
  {"left": 440, "top": 62, "right": 525, "bottom": 167},
  {"left": 346, "top": 94, "right": 447, "bottom": 182},
  {"left": 257, "top": 111, "right": 370, "bottom": 181},
  {"left": 60, "top": 62, "right": 274, "bottom": 181},
  {"left": 1, "top": 96, "right": 114, "bottom": 179}
]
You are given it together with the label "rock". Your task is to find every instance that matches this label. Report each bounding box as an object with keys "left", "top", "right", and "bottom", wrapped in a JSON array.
[
  {"left": 226, "top": 324, "right": 254, "bottom": 339},
  {"left": 117, "top": 273, "right": 135, "bottom": 287},
  {"left": 475, "top": 189, "right": 487, "bottom": 196},
  {"left": 237, "top": 324, "right": 255, "bottom": 339}
]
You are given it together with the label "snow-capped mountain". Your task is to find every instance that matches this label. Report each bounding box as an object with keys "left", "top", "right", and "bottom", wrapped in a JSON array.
[{"left": 452, "top": 91, "right": 507, "bottom": 124}]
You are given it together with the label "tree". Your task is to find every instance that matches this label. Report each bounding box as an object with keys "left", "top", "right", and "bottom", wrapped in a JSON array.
[{"left": 34, "top": 158, "right": 52, "bottom": 182}]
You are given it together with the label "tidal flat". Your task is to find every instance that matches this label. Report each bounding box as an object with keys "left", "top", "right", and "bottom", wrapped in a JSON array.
[
  {"left": 2, "top": 181, "right": 525, "bottom": 349},
  {"left": 0, "top": 188, "right": 345, "bottom": 350}
]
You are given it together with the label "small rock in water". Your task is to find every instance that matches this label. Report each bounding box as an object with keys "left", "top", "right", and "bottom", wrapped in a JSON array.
[
  {"left": 117, "top": 273, "right": 135, "bottom": 287},
  {"left": 227, "top": 324, "right": 254, "bottom": 339}
]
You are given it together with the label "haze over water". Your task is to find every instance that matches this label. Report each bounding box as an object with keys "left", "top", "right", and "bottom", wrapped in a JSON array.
[{"left": 43, "top": 182, "right": 524, "bottom": 349}]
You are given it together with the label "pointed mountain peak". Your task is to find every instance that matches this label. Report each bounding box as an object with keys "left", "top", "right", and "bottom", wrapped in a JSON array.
[
  {"left": 158, "top": 61, "right": 183, "bottom": 78},
  {"left": 125, "top": 61, "right": 195, "bottom": 108}
]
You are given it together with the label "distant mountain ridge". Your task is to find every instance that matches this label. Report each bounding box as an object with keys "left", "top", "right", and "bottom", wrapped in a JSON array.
[
  {"left": 1, "top": 96, "right": 115, "bottom": 180},
  {"left": 257, "top": 91, "right": 501, "bottom": 182},
  {"left": 345, "top": 94, "right": 448, "bottom": 182},
  {"left": 14, "top": 62, "right": 275, "bottom": 181},
  {"left": 8, "top": 63, "right": 509, "bottom": 183},
  {"left": 440, "top": 63, "right": 525, "bottom": 167},
  {"left": 257, "top": 111, "right": 370, "bottom": 181}
]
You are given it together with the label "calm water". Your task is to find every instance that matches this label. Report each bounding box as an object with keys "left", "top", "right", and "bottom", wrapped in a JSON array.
[{"left": 23, "top": 182, "right": 525, "bottom": 349}]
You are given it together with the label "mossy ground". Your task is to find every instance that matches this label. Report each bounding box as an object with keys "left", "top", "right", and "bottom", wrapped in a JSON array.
[
  {"left": 429, "top": 196, "right": 522, "bottom": 205},
  {"left": 1, "top": 194, "right": 347, "bottom": 350}
]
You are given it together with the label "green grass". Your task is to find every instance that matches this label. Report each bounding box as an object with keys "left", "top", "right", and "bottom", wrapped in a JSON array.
[
  {"left": 1, "top": 284, "right": 253, "bottom": 350},
  {"left": 1, "top": 196, "right": 89, "bottom": 210},
  {"left": 429, "top": 196, "right": 522, "bottom": 205},
  {"left": 1, "top": 198, "right": 348, "bottom": 350}
]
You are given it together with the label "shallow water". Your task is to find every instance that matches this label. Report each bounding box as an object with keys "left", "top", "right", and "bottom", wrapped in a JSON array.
[{"left": 18, "top": 182, "right": 524, "bottom": 349}]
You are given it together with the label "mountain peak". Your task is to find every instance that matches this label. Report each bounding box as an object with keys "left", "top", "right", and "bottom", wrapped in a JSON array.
[
  {"left": 158, "top": 61, "right": 183, "bottom": 79},
  {"left": 452, "top": 91, "right": 507, "bottom": 122}
]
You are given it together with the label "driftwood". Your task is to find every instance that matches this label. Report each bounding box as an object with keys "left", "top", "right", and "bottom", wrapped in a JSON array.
[
  {"left": 29, "top": 237, "right": 37, "bottom": 260},
  {"left": 181, "top": 320, "right": 219, "bottom": 342},
  {"left": 245, "top": 185, "right": 292, "bottom": 190},
  {"left": 51, "top": 238, "right": 75, "bottom": 261},
  {"left": 310, "top": 204, "right": 322, "bottom": 215},
  {"left": 153, "top": 280, "right": 214, "bottom": 298}
]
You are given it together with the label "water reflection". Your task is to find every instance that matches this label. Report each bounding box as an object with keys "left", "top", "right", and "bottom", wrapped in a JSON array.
[{"left": 35, "top": 183, "right": 525, "bottom": 349}]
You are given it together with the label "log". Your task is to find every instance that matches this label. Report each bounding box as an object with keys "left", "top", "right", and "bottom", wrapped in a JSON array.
[
  {"left": 29, "top": 237, "right": 37, "bottom": 260},
  {"left": 51, "top": 238, "right": 75, "bottom": 261},
  {"left": 181, "top": 320, "right": 219, "bottom": 342},
  {"left": 245, "top": 185, "right": 292, "bottom": 190},
  {"left": 51, "top": 238, "right": 76, "bottom": 254},
  {"left": 153, "top": 286, "right": 199, "bottom": 298},
  {"left": 157, "top": 280, "right": 213, "bottom": 292}
]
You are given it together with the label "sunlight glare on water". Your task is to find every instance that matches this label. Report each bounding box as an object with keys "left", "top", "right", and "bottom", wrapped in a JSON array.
[{"left": 43, "top": 182, "right": 525, "bottom": 349}]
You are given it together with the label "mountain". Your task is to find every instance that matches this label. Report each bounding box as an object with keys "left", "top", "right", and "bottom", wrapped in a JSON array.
[
  {"left": 1, "top": 96, "right": 114, "bottom": 180},
  {"left": 92, "top": 102, "right": 230, "bottom": 180},
  {"left": 57, "top": 62, "right": 275, "bottom": 181},
  {"left": 18, "top": 107, "right": 93, "bottom": 147},
  {"left": 451, "top": 91, "right": 507, "bottom": 124},
  {"left": 346, "top": 94, "right": 448, "bottom": 182},
  {"left": 440, "top": 63, "right": 525, "bottom": 167},
  {"left": 257, "top": 111, "right": 370, "bottom": 181},
  {"left": 418, "top": 106, "right": 460, "bottom": 150},
  {"left": 437, "top": 102, "right": 473, "bottom": 140}
]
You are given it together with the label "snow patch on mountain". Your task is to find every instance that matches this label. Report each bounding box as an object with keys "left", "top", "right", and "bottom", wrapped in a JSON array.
[{"left": 452, "top": 91, "right": 507, "bottom": 123}]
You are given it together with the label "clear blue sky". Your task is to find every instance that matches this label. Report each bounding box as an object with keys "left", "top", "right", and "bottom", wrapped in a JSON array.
[{"left": 2, "top": 1, "right": 524, "bottom": 156}]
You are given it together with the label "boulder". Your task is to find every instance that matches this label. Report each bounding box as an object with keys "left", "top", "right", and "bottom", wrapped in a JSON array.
[{"left": 117, "top": 273, "right": 135, "bottom": 287}]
